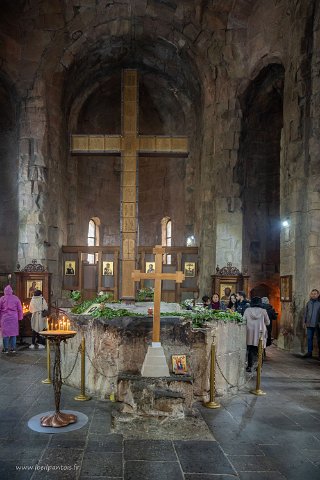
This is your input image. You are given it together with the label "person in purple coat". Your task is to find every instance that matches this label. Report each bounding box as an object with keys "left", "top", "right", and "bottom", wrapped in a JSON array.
[{"left": 0, "top": 285, "right": 23, "bottom": 353}]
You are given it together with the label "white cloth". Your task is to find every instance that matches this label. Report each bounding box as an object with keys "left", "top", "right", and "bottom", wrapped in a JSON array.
[
  {"left": 244, "top": 307, "right": 270, "bottom": 347},
  {"left": 29, "top": 296, "right": 48, "bottom": 333}
]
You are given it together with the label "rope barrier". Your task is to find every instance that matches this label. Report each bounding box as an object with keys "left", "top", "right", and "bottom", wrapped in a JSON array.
[{"left": 61, "top": 343, "right": 81, "bottom": 381}]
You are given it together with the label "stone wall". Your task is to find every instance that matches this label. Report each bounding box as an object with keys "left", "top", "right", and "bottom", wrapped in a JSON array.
[
  {"left": 61, "top": 315, "right": 247, "bottom": 412},
  {"left": 0, "top": 0, "right": 319, "bottom": 354}
]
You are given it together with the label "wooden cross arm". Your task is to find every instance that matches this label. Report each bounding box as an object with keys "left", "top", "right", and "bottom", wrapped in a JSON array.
[
  {"left": 70, "top": 135, "right": 122, "bottom": 153},
  {"left": 166, "top": 271, "right": 185, "bottom": 283},
  {"left": 139, "top": 135, "right": 189, "bottom": 155},
  {"left": 132, "top": 270, "right": 145, "bottom": 282}
]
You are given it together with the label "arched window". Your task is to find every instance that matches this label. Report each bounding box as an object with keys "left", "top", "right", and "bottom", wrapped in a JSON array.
[
  {"left": 161, "top": 217, "right": 172, "bottom": 265},
  {"left": 87, "top": 217, "right": 100, "bottom": 264}
]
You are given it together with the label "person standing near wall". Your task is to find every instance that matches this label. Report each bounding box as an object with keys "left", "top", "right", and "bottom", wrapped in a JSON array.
[
  {"left": 244, "top": 296, "right": 270, "bottom": 372},
  {"left": 29, "top": 289, "right": 48, "bottom": 350},
  {"left": 0, "top": 285, "right": 23, "bottom": 354},
  {"left": 303, "top": 289, "right": 320, "bottom": 358}
]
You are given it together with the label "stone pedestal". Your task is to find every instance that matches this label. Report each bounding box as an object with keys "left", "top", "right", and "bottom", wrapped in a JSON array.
[
  {"left": 117, "top": 373, "right": 193, "bottom": 417},
  {"left": 61, "top": 315, "right": 247, "bottom": 409},
  {"left": 141, "top": 343, "right": 170, "bottom": 377}
]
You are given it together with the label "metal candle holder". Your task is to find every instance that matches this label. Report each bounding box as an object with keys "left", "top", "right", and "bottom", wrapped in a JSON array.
[{"left": 39, "top": 329, "right": 78, "bottom": 427}]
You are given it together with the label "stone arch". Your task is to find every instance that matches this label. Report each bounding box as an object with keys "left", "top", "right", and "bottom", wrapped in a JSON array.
[
  {"left": 236, "top": 63, "right": 285, "bottom": 318},
  {"left": 0, "top": 73, "right": 19, "bottom": 271}
]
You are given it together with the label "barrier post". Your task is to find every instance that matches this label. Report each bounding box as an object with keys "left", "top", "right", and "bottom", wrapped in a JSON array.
[
  {"left": 251, "top": 331, "right": 266, "bottom": 396},
  {"left": 204, "top": 332, "right": 220, "bottom": 409}
]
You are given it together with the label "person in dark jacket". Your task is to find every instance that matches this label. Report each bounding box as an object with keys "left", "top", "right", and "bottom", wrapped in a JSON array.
[
  {"left": 304, "top": 289, "right": 320, "bottom": 358},
  {"left": 261, "top": 296, "right": 277, "bottom": 347},
  {"left": 202, "top": 295, "right": 211, "bottom": 308},
  {"left": 236, "top": 291, "right": 250, "bottom": 316}
]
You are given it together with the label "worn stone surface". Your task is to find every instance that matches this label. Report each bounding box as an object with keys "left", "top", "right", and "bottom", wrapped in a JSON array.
[
  {"left": 1, "top": 346, "right": 320, "bottom": 478},
  {"left": 61, "top": 315, "right": 247, "bottom": 408}
]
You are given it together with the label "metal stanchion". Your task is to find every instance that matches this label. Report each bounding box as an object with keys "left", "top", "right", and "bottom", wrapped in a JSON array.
[
  {"left": 74, "top": 334, "right": 91, "bottom": 401},
  {"left": 42, "top": 339, "right": 52, "bottom": 384},
  {"left": 204, "top": 332, "right": 220, "bottom": 409},
  {"left": 251, "top": 331, "right": 266, "bottom": 396}
]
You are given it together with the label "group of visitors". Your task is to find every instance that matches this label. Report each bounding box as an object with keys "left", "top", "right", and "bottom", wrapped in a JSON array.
[
  {"left": 0, "top": 285, "right": 48, "bottom": 354},
  {"left": 202, "top": 290, "right": 253, "bottom": 315},
  {"left": 202, "top": 289, "right": 277, "bottom": 373}
]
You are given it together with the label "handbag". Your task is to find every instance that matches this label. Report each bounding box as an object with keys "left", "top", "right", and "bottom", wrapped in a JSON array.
[{"left": 41, "top": 297, "right": 49, "bottom": 317}]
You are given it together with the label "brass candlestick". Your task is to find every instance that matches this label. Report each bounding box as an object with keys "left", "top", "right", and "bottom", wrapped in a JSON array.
[
  {"left": 251, "top": 331, "right": 266, "bottom": 396},
  {"left": 204, "top": 332, "right": 220, "bottom": 409}
]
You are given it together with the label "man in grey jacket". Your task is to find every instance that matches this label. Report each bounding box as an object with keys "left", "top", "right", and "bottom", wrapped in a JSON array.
[{"left": 304, "top": 289, "right": 320, "bottom": 358}]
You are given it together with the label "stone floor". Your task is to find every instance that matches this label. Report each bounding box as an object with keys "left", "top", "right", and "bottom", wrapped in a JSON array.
[{"left": 0, "top": 344, "right": 319, "bottom": 480}]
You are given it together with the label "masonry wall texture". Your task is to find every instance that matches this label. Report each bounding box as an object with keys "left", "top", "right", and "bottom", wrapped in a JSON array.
[
  {"left": 0, "top": 0, "right": 319, "bottom": 354},
  {"left": 61, "top": 316, "right": 247, "bottom": 408}
]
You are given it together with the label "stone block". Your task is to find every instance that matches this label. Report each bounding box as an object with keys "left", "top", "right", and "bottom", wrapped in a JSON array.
[
  {"left": 62, "top": 316, "right": 247, "bottom": 410},
  {"left": 117, "top": 374, "right": 193, "bottom": 417}
]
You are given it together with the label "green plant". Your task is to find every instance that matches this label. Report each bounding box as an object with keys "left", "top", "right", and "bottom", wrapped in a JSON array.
[
  {"left": 70, "top": 290, "right": 81, "bottom": 302},
  {"left": 136, "top": 287, "right": 154, "bottom": 301},
  {"left": 71, "top": 292, "right": 118, "bottom": 314},
  {"left": 160, "top": 308, "right": 245, "bottom": 328},
  {"left": 96, "top": 292, "right": 114, "bottom": 303},
  {"left": 181, "top": 298, "right": 194, "bottom": 310}
]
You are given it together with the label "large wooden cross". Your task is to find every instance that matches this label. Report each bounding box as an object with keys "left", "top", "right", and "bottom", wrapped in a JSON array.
[
  {"left": 70, "top": 69, "right": 189, "bottom": 299},
  {"left": 132, "top": 245, "right": 185, "bottom": 344}
]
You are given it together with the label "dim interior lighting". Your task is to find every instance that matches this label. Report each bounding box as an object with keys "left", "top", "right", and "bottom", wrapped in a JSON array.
[
  {"left": 282, "top": 220, "right": 289, "bottom": 227},
  {"left": 186, "top": 235, "right": 195, "bottom": 247}
]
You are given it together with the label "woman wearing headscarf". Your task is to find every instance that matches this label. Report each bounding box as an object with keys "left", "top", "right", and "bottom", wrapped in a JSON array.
[
  {"left": 29, "top": 289, "right": 48, "bottom": 349},
  {"left": 0, "top": 285, "right": 23, "bottom": 353}
]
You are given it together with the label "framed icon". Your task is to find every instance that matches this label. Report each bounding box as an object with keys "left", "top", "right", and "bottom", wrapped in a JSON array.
[
  {"left": 219, "top": 283, "right": 236, "bottom": 302},
  {"left": 102, "top": 261, "right": 114, "bottom": 276},
  {"left": 145, "top": 262, "right": 155, "bottom": 274},
  {"left": 184, "top": 262, "right": 195, "bottom": 278},
  {"left": 26, "top": 280, "right": 43, "bottom": 298},
  {"left": 65, "top": 261, "right": 76, "bottom": 276},
  {"left": 172, "top": 355, "right": 187, "bottom": 374},
  {"left": 280, "top": 275, "right": 292, "bottom": 302}
]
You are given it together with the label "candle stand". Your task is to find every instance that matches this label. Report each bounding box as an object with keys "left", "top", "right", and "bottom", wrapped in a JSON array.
[{"left": 39, "top": 329, "right": 77, "bottom": 427}]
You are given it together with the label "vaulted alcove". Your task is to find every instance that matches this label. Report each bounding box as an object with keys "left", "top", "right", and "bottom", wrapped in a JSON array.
[{"left": 237, "top": 64, "right": 285, "bottom": 313}]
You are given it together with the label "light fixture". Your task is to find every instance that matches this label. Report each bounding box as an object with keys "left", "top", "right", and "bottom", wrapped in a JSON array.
[
  {"left": 186, "top": 235, "right": 195, "bottom": 247},
  {"left": 282, "top": 220, "right": 289, "bottom": 227}
]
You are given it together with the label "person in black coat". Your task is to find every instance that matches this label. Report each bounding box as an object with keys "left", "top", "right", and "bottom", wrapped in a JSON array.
[
  {"left": 261, "top": 296, "right": 277, "bottom": 348},
  {"left": 236, "top": 291, "right": 250, "bottom": 316}
]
